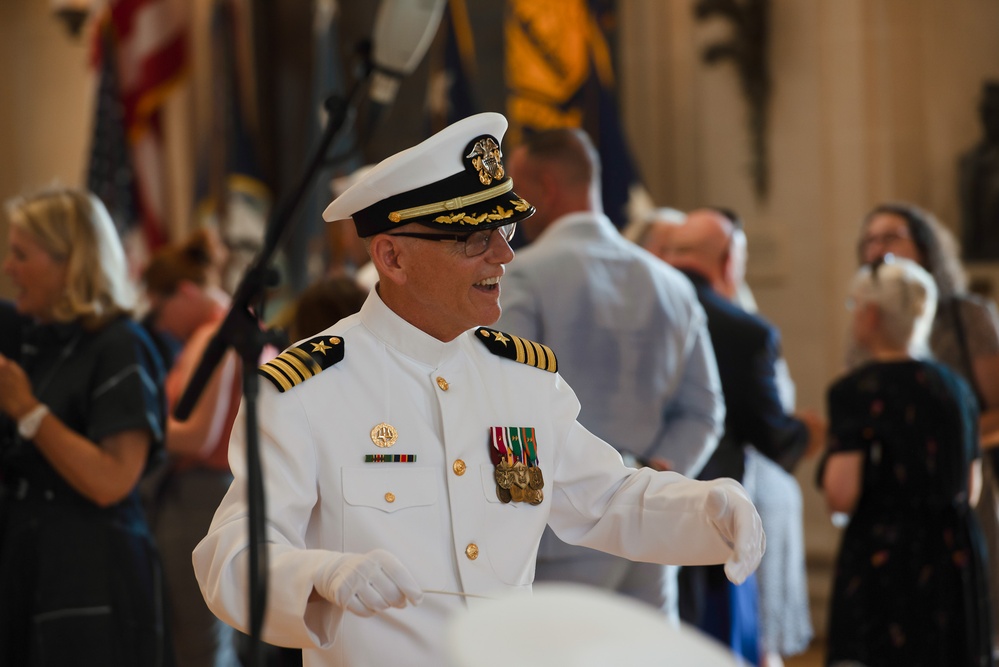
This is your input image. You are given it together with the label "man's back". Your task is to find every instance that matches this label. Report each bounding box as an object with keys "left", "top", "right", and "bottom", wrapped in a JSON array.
[
  {"left": 683, "top": 270, "right": 809, "bottom": 482},
  {"left": 498, "top": 211, "right": 722, "bottom": 477}
]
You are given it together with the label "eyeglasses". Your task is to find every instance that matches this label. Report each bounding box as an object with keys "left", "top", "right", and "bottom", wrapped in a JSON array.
[
  {"left": 387, "top": 222, "right": 517, "bottom": 257},
  {"left": 858, "top": 231, "right": 910, "bottom": 254}
]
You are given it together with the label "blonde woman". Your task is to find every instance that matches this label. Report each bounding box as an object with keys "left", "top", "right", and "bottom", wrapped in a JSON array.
[{"left": 0, "top": 188, "right": 172, "bottom": 665}]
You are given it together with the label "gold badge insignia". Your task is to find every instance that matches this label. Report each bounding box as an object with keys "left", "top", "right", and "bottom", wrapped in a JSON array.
[
  {"left": 466, "top": 137, "right": 505, "bottom": 185},
  {"left": 370, "top": 423, "right": 398, "bottom": 448}
]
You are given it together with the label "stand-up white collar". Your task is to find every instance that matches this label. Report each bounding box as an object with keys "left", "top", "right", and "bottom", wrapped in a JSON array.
[{"left": 358, "top": 288, "right": 464, "bottom": 368}]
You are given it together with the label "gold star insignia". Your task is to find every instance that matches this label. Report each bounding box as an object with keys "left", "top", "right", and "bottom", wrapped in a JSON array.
[
  {"left": 492, "top": 332, "right": 510, "bottom": 345},
  {"left": 312, "top": 340, "right": 333, "bottom": 355}
]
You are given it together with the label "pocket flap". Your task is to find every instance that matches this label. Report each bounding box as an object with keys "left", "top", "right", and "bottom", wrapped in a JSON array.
[{"left": 342, "top": 467, "right": 437, "bottom": 513}]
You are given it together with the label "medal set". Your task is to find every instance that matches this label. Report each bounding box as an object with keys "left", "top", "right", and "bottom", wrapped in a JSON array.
[
  {"left": 490, "top": 426, "right": 544, "bottom": 505},
  {"left": 364, "top": 421, "right": 544, "bottom": 506}
]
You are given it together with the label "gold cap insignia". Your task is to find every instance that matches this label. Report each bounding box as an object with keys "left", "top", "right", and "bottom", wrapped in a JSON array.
[{"left": 466, "top": 137, "right": 505, "bottom": 186}]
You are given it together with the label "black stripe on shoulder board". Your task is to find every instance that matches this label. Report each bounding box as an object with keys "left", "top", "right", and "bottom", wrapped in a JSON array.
[
  {"left": 258, "top": 335, "right": 345, "bottom": 392},
  {"left": 474, "top": 327, "right": 557, "bottom": 373}
]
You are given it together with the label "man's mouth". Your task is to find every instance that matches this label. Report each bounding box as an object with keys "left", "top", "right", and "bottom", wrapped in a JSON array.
[{"left": 474, "top": 276, "right": 500, "bottom": 290}]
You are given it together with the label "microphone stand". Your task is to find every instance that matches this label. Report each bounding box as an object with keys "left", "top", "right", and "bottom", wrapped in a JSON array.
[{"left": 174, "top": 47, "right": 373, "bottom": 667}]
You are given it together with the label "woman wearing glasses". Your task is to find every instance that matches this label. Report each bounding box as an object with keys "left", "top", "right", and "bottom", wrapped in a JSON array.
[
  {"left": 855, "top": 202, "right": 999, "bottom": 660},
  {"left": 821, "top": 256, "right": 991, "bottom": 667}
]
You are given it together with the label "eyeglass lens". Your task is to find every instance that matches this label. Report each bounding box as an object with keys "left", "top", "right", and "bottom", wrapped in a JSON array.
[
  {"left": 859, "top": 232, "right": 907, "bottom": 251},
  {"left": 465, "top": 223, "right": 517, "bottom": 257}
]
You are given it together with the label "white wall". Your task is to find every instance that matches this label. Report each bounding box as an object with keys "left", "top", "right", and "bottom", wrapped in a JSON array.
[{"left": 0, "top": 0, "right": 94, "bottom": 297}]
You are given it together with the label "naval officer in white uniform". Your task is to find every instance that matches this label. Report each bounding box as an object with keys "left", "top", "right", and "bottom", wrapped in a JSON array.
[{"left": 193, "top": 112, "right": 765, "bottom": 667}]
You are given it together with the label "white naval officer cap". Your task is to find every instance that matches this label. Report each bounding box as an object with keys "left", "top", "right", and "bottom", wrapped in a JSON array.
[
  {"left": 445, "top": 583, "right": 741, "bottom": 667},
  {"left": 322, "top": 112, "right": 535, "bottom": 238}
]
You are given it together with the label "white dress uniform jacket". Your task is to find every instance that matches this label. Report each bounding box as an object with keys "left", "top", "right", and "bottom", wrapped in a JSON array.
[{"left": 194, "top": 290, "right": 746, "bottom": 667}]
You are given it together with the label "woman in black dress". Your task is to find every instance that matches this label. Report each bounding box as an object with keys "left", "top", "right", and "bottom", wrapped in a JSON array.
[
  {"left": 821, "top": 255, "right": 992, "bottom": 667},
  {"left": 0, "top": 188, "right": 172, "bottom": 666},
  {"left": 855, "top": 202, "right": 999, "bottom": 658}
]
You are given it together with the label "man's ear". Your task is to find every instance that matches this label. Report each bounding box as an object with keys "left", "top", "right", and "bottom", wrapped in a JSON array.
[
  {"left": 715, "top": 247, "right": 736, "bottom": 297},
  {"left": 369, "top": 234, "right": 406, "bottom": 285}
]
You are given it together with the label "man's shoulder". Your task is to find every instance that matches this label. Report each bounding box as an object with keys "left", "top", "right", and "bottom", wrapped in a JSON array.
[
  {"left": 473, "top": 327, "right": 558, "bottom": 373},
  {"left": 699, "top": 290, "right": 774, "bottom": 344},
  {"left": 641, "top": 250, "right": 698, "bottom": 290},
  {"left": 258, "top": 333, "right": 347, "bottom": 393}
]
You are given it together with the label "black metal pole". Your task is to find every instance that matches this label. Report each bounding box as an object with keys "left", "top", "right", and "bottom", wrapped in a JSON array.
[{"left": 173, "top": 48, "right": 373, "bottom": 667}]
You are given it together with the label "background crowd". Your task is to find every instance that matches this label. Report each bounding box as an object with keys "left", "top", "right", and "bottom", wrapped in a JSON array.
[
  {"left": 3, "top": 129, "right": 998, "bottom": 665},
  {"left": 2, "top": 1, "right": 999, "bottom": 666}
]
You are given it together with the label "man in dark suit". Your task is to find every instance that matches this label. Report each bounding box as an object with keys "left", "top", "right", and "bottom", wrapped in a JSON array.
[{"left": 663, "top": 207, "right": 823, "bottom": 664}]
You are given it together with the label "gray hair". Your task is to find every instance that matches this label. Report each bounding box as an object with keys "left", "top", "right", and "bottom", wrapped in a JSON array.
[{"left": 849, "top": 255, "right": 937, "bottom": 357}]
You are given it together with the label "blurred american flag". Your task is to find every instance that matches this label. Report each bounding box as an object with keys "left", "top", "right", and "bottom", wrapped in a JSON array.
[{"left": 87, "top": 0, "right": 187, "bottom": 250}]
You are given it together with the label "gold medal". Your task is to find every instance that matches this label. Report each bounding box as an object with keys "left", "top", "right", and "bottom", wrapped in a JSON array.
[
  {"left": 528, "top": 466, "right": 545, "bottom": 490},
  {"left": 527, "top": 488, "right": 544, "bottom": 505},
  {"left": 494, "top": 459, "right": 514, "bottom": 503},
  {"left": 496, "top": 485, "right": 513, "bottom": 503},
  {"left": 494, "top": 459, "right": 513, "bottom": 489},
  {"left": 511, "top": 461, "right": 529, "bottom": 490},
  {"left": 370, "top": 423, "right": 398, "bottom": 448}
]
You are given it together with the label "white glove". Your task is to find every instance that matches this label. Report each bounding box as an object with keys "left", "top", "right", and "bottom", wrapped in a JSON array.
[
  {"left": 704, "top": 478, "right": 766, "bottom": 585},
  {"left": 314, "top": 549, "right": 424, "bottom": 617}
]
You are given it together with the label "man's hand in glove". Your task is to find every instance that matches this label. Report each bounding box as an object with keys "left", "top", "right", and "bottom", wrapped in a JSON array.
[
  {"left": 704, "top": 478, "right": 766, "bottom": 585},
  {"left": 314, "top": 549, "right": 424, "bottom": 617}
]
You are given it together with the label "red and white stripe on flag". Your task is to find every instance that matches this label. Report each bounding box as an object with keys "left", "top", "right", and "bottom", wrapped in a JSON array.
[{"left": 97, "top": 0, "right": 187, "bottom": 248}]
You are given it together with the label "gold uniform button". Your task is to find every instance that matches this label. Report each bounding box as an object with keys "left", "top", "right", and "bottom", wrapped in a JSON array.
[
  {"left": 384, "top": 492, "right": 396, "bottom": 503},
  {"left": 452, "top": 459, "right": 467, "bottom": 476},
  {"left": 465, "top": 543, "right": 479, "bottom": 560},
  {"left": 436, "top": 376, "right": 449, "bottom": 391}
]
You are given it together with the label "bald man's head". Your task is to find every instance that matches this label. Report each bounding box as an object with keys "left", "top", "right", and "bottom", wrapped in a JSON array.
[{"left": 664, "top": 208, "right": 743, "bottom": 296}]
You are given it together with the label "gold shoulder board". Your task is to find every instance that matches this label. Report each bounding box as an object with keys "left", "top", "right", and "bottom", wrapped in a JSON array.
[
  {"left": 258, "top": 335, "right": 345, "bottom": 392},
  {"left": 474, "top": 327, "right": 557, "bottom": 373}
]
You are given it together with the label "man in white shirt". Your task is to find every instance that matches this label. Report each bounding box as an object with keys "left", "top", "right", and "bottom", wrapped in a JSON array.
[{"left": 497, "top": 128, "right": 725, "bottom": 622}]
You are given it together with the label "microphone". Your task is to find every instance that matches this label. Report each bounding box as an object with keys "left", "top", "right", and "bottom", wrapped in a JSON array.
[{"left": 368, "top": 0, "right": 446, "bottom": 109}]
